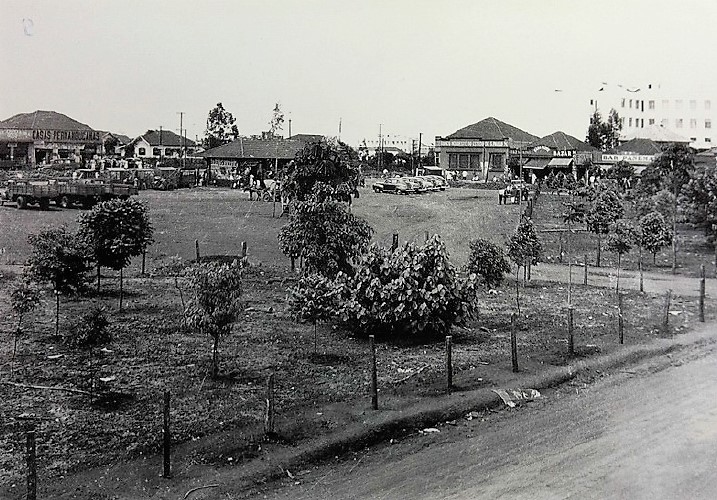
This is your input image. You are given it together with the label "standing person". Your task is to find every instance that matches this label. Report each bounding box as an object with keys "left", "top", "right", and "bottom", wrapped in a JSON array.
[{"left": 462, "top": 170, "right": 468, "bottom": 181}]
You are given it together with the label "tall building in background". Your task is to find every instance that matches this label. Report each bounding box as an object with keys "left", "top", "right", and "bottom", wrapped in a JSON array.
[{"left": 591, "top": 83, "right": 715, "bottom": 150}]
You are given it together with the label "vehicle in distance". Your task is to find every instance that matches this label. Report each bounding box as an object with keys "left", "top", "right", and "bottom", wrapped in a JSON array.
[{"left": 372, "top": 177, "right": 413, "bottom": 194}]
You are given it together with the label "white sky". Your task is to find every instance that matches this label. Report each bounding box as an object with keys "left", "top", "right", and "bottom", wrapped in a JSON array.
[{"left": 1, "top": 0, "right": 715, "bottom": 146}]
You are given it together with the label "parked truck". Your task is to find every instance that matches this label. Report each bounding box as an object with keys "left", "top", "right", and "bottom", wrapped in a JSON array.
[
  {"left": 1, "top": 180, "right": 60, "bottom": 210},
  {"left": 1, "top": 178, "right": 138, "bottom": 210}
]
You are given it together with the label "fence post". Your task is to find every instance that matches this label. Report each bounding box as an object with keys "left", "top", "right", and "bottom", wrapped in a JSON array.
[
  {"left": 391, "top": 233, "right": 399, "bottom": 251},
  {"left": 195, "top": 239, "right": 200, "bottom": 262},
  {"left": 700, "top": 264, "right": 706, "bottom": 323},
  {"left": 445, "top": 336, "right": 453, "bottom": 393},
  {"left": 558, "top": 233, "right": 563, "bottom": 263},
  {"left": 567, "top": 306, "right": 574, "bottom": 356},
  {"left": 662, "top": 290, "right": 672, "bottom": 335},
  {"left": 369, "top": 335, "right": 378, "bottom": 410},
  {"left": 142, "top": 249, "right": 146, "bottom": 275},
  {"left": 425, "top": 230, "right": 429, "bottom": 242},
  {"left": 241, "top": 241, "right": 248, "bottom": 260},
  {"left": 511, "top": 313, "right": 518, "bottom": 373},
  {"left": 26, "top": 428, "right": 37, "bottom": 500},
  {"left": 584, "top": 254, "right": 588, "bottom": 285},
  {"left": 265, "top": 373, "right": 275, "bottom": 436},
  {"left": 618, "top": 292, "right": 624, "bottom": 344},
  {"left": 163, "top": 390, "right": 171, "bottom": 478}
]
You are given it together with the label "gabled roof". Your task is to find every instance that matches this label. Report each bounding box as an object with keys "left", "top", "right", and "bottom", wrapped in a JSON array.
[
  {"left": 99, "top": 131, "right": 132, "bottom": 145},
  {"left": 0, "top": 110, "right": 94, "bottom": 130},
  {"left": 614, "top": 138, "right": 662, "bottom": 155},
  {"left": 530, "top": 131, "right": 597, "bottom": 152},
  {"left": 446, "top": 117, "right": 538, "bottom": 142},
  {"left": 288, "top": 134, "right": 324, "bottom": 143},
  {"left": 198, "top": 138, "right": 305, "bottom": 160},
  {"left": 131, "top": 130, "right": 196, "bottom": 148},
  {"left": 621, "top": 125, "right": 690, "bottom": 144}
]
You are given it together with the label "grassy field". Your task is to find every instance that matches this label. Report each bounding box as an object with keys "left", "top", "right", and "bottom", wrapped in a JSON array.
[{"left": 0, "top": 185, "right": 712, "bottom": 495}]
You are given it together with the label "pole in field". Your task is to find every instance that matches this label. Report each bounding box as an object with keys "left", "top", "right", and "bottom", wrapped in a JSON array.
[
  {"left": 567, "top": 307, "right": 574, "bottom": 356},
  {"left": 391, "top": 233, "right": 399, "bottom": 251},
  {"left": 445, "top": 336, "right": 453, "bottom": 393},
  {"left": 26, "top": 428, "right": 37, "bottom": 500},
  {"left": 618, "top": 292, "right": 624, "bottom": 344},
  {"left": 662, "top": 289, "right": 672, "bottom": 335},
  {"left": 510, "top": 313, "right": 518, "bottom": 373},
  {"left": 584, "top": 253, "right": 588, "bottom": 285},
  {"left": 195, "top": 239, "right": 200, "bottom": 262},
  {"left": 265, "top": 373, "right": 276, "bottom": 436},
  {"left": 163, "top": 390, "right": 171, "bottom": 478},
  {"left": 700, "top": 264, "right": 706, "bottom": 323},
  {"left": 369, "top": 335, "right": 378, "bottom": 410}
]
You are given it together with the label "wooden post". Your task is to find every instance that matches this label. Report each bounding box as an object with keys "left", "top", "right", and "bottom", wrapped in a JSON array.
[
  {"left": 445, "top": 336, "right": 453, "bottom": 393},
  {"left": 510, "top": 313, "right": 518, "bottom": 373},
  {"left": 241, "top": 241, "right": 248, "bottom": 259},
  {"left": 195, "top": 239, "right": 200, "bottom": 262},
  {"left": 391, "top": 233, "right": 399, "bottom": 251},
  {"left": 558, "top": 233, "right": 563, "bottom": 263},
  {"left": 26, "top": 428, "right": 37, "bottom": 500},
  {"left": 265, "top": 373, "right": 275, "bottom": 435},
  {"left": 567, "top": 307, "right": 574, "bottom": 356},
  {"left": 369, "top": 335, "right": 378, "bottom": 410},
  {"left": 700, "top": 264, "right": 706, "bottom": 323},
  {"left": 424, "top": 230, "right": 429, "bottom": 242},
  {"left": 163, "top": 390, "right": 171, "bottom": 478},
  {"left": 618, "top": 292, "right": 624, "bottom": 344},
  {"left": 584, "top": 254, "right": 588, "bottom": 285},
  {"left": 662, "top": 290, "right": 672, "bottom": 335},
  {"left": 290, "top": 256, "right": 295, "bottom": 272},
  {"left": 142, "top": 249, "right": 146, "bottom": 275}
]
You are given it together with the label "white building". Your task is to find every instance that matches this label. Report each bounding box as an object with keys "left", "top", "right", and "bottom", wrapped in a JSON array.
[
  {"left": 591, "top": 83, "right": 715, "bottom": 150},
  {"left": 362, "top": 133, "right": 432, "bottom": 156}
]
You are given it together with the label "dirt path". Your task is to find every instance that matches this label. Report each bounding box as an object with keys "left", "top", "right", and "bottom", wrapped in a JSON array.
[
  {"left": 256, "top": 323, "right": 717, "bottom": 500},
  {"left": 531, "top": 262, "right": 714, "bottom": 297}
]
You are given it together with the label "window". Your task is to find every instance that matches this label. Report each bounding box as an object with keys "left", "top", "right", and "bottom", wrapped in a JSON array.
[
  {"left": 690, "top": 119, "right": 697, "bottom": 129},
  {"left": 641, "top": 101, "right": 645, "bottom": 112},
  {"left": 153, "top": 148, "right": 161, "bottom": 156},
  {"left": 690, "top": 100, "right": 697, "bottom": 110},
  {"left": 641, "top": 119, "right": 645, "bottom": 128},
  {"left": 649, "top": 100, "right": 655, "bottom": 110},
  {"left": 706, "top": 100, "right": 712, "bottom": 110},
  {"left": 629, "top": 99, "right": 633, "bottom": 108},
  {"left": 138, "top": 147, "right": 146, "bottom": 156},
  {"left": 649, "top": 118, "right": 655, "bottom": 125},
  {"left": 469, "top": 154, "right": 481, "bottom": 169},
  {"left": 621, "top": 98, "right": 626, "bottom": 108},
  {"left": 706, "top": 119, "right": 712, "bottom": 129},
  {"left": 662, "top": 99, "right": 670, "bottom": 109},
  {"left": 691, "top": 137, "right": 697, "bottom": 142},
  {"left": 458, "top": 154, "right": 469, "bottom": 169},
  {"left": 676, "top": 100, "right": 683, "bottom": 110},
  {"left": 448, "top": 153, "right": 458, "bottom": 168},
  {"left": 676, "top": 118, "right": 683, "bottom": 128},
  {"left": 628, "top": 118, "right": 633, "bottom": 127},
  {"left": 705, "top": 137, "right": 711, "bottom": 143}
]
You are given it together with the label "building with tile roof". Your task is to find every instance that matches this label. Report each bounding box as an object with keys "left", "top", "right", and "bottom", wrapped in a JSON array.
[
  {"left": 521, "top": 131, "right": 599, "bottom": 181},
  {"left": 124, "top": 129, "right": 199, "bottom": 159},
  {"left": 0, "top": 110, "right": 101, "bottom": 166},
  {"left": 435, "top": 117, "right": 538, "bottom": 180}
]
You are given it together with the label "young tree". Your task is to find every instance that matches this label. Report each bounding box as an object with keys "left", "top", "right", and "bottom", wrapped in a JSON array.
[
  {"left": 186, "top": 261, "right": 243, "bottom": 378},
  {"left": 639, "top": 211, "right": 673, "bottom": 265},
  {"left": 606, "top": 160, "right": 635, "bottom": 191},
  {"left": 203, "top": 102, "right": 239, "bottom": 149},
  {"left": 562, "top": 196, "right": 586, "bottom": 302},
  {"left": 269, "top": 102, "right": 284, "bottom": 136},
  {"left": 507, "top": 218, "right": 543, "bottom": 313},
  {"left": 289, "top": 273, "right": 341, "bottom": 353},
  {"left": 586, "top": 109, "right": 604, "bottom": 150},
  {"left": 26, "top": 228, "right": 92, "bottom": 336},
  {"left": 585, "top": 188, "right": 624, "bottom": 267},
  {"left": 78, "top": 198, "right": 154, "bottom": 310},
  {"left": 606, "top": 220, "right": 636, "bottom": 291},
  {"left": 466, "top": 238, "right": 511, "bottom": 289},
  {"left": 586, "top": 108, "right": 622, "bottom": 151},
  {"left": 278, "top": 199, "right": 372, "bottom": 278},
  {"left": 9, "top": 280, "right": 42, "bottom": 373},
  {"left": 68, "top": 307, "right": 111, "bottom": 400}
]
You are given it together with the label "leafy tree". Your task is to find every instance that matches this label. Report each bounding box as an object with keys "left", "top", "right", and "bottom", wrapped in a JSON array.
[
  {"left": 585, "top": 188, "right": 624, "bottom": 266},
  {"left": 269, "top": 102, "right": 284, "bottom": 136},
  {"left": 507, "top": 218, "right": 543, "bottom": 313},
  {"left": 278, "top": 199, "right": 372, "bottom": 278},
  {"left": 466, "top": 238, "right": 511, "bottom": 289},
  {"left": 639, "top": 211, "right": 673, "bottom": 265},
  {"left": 26, "top": 228, "right": 92, "bottom": 336},
  {"left": 586, "top": 109, "right": 604, "bottom": 150},
  {"left": 339, "top": 236, "right": 479, "bottom": 337},
  {"left": 682, "top": 165, "right": 717, "bottom": 239},
  {"left": 586, "top": 108, "right": 622, "bottom": 150},
  {"left": 282, "top": 141, "right": 361, "bottom": 203},
  {"left": 606, "top": 220, "right": 636, "bottom": 291},
  {"left": 78, "top": 198, "right": 154, "bottom": 310},
  {"left": 68, "top": 307, "right": 110, "bottom": 400},
  {"left": 186, "top": 261, "right": 243, "bottom": 378},
  {"left": 203, "top": 102, "right": 239, "bottom": 149},
  {"left": 607, "top": 160, "right": 635, "bottom": 191},
  {"left": 289, "top": 273, "right": 342, "bottom": 353},
  {"left": 9, "top": 280, "right": 42, "bottom": 372}
]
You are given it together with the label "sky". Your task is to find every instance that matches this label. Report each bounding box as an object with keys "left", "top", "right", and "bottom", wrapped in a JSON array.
[{"left": 1, "top": 0, "right": 716, "bottom": 147}]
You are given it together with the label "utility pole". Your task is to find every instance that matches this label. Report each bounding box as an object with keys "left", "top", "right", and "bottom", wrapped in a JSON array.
[
  {"left": 378, "top": 124, "right": 383, "bottom": 171},
  {"left": 417, "top": 132, "right": 422, "bottom": 175},
  {"left": 288, "top": 118, "right": 292, "bottom": 139},
  {"left": 177, "top": 112, "right": 185, "bottom": 170},
  {"left": 338, "top": 117, "right": 342, "bottom": 142},
  {"left": 159, "top": 125, "right": 163, "bottom": 163}
]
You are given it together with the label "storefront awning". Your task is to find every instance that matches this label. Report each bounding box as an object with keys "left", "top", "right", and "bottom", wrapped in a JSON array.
[
  {"left": 523, "top": 157, "right": 551, "bottom": 170},
  {"left": 547, "top": 158, "right": 573, "bottom": 168}
]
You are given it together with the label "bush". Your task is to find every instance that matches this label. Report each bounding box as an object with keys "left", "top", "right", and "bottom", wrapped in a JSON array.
[
  {"left": 69, "top": 307, "right": 111, "bottom": 349},
  {"left": 466, "top": 238, "right": 511, "bottom": 289},
  {"left": 339, "top": 236, "right": 479, "bottom": 338}
]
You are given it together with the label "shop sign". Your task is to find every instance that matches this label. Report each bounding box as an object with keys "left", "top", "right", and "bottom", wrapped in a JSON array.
[
  {"left": 32, "top": 129, "right": 101, "bottom": 143},
  {"left": 552, "top": 150, "right": 575, "bottom": 157},
  {"left": 0, "top": 128, "right": 34, "bottom": 141},
  {"left": 436, "top": 139, "right": 507, "bottom": 148},
  {"left": 210, "top": 159, "right": 238, "bottom": 168},
  {"left": 601, "top": 154, "right": 655, "bottom": 163}
]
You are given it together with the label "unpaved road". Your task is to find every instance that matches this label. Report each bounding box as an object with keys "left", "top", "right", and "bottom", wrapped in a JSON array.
[{"left": 256, "top": 328, "right": 717, "bottom": 500}]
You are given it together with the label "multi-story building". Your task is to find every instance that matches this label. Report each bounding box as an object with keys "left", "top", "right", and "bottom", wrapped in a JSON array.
[
  {"left": 363, "top": 133, "right": 432, "bottom": 156},
  {"left": 591, "top": 83, "right": 715, "bottom": 150}
]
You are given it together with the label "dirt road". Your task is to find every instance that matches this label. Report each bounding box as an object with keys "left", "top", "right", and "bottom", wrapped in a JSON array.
[{"left": 257, "top": 325, "right": 717, "bottom": 500}]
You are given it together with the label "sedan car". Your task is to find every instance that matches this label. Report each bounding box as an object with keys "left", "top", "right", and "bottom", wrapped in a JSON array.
[{"left": 372, "top": 177, "right": 413, "bottom": 194}]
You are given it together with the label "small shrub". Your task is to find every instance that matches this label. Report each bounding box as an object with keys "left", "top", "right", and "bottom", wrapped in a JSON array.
[
  {"left": 289, "top": 273, "right": 342, "bottom": 352},
  {"left": 69, "top": 307, "right": 111, "bottom": 349},
  {"left": 466, "top": 238, "right": 511, "bottom": 289}
]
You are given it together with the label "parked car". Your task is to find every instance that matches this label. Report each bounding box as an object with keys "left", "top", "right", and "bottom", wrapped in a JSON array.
[
  {"left": 423, "top": 175, "right": 448, "bottom": 191},
  {"left": 372, "top": 177, "right": 412, "bottom": 194}
]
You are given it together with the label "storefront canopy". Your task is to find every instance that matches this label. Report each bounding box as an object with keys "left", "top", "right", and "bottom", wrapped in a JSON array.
[
  {"left": 523, "top": 157, "right": 551, "bottom": 170},
  {"left": 547, "top": 158, "right": 573, "bottom": 168}
]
